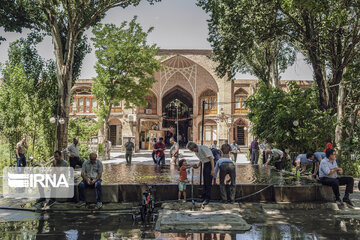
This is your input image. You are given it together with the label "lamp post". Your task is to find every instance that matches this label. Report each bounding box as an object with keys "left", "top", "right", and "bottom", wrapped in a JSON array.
[
  {"left": 50, "top": 116, "right": 65, "bottom": 151},
  {"left": 175, "top": 99, "right": 180, "bottom": 143},
  {"left": 218, "top": 108, "right": 232, "bottom": 143}
]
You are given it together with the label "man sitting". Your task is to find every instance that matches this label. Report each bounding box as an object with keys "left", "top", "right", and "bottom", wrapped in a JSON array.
[
  {"left": 35, "top": 150, "right": 68, "bottom": 208},
  {"left": 214, "top": 145, "right": 236, "bottom": 203},
  {"left": 77, "top": 153, "right": 103, "bottom": 209},
  {"left": 295, "top": 153, "right": 317, "bottom": 177},
  {"left": 319, "top": 149, "right": 354, "bottom": 206}
]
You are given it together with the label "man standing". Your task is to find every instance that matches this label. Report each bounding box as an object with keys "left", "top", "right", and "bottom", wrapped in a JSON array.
[
  {"left": 251, "top": 137, "right": 259, "bottom": 165},
  {"left": 230, "top": 140, "right": 241, "bottom": 163},
  {"left": 16, "top": 137, "right": 28, "bottom": 167},
  {"left": 77, "top": 153, "right": 103, "bottom": 209},
  {"left": 186, "top": 141, "right": 215, "bottom": 206},
  {"left": 260, "top": 139, "right": 269, "bottom": 164},
  {"left": 67, "top": 138, "right": 82, "bottom": 169},
  {"left": 151, "top": 138, "right": 157, "bottom": 164},
  {"left": 154, "top": 137, "right": 166, "bottom": 166},
  {"left": 170, "top": 137, "right": 180, "bottom": 165},
  {"left": 214, "top": 146, "right": 236, "bottom": 203},
  {"left": 124, "top": 138, "right": 135, "bottom": 165},
  {"left": 210, "top": 140, "right": 218, "bottom": 149},
  {"left": 319, "top": 149, "right": 354, "bottom": 206}
]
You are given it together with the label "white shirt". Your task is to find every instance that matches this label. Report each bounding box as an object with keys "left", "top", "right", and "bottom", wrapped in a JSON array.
[
  {"left": 67, "top": 143, "right": 80, "bottom": 158},
  {"left": 195, "top": 145, "right": 213, "bottom": 163}
]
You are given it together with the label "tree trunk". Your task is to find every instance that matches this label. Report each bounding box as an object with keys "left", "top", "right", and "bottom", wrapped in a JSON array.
[
  {"left": 52, "top": 34, "right": 76, "bottom": 151},
  {"left": 269, "top": 60, "right": 279, "bottom": 88},
  {"left": 101, "top": 104, "right": 112, "bottom": 160},
  {"left": 335, "top": 79, "right": 346, "bottom": 150},
  {"left": 102, "top": 120, "right": 109, "bottom": 160}
]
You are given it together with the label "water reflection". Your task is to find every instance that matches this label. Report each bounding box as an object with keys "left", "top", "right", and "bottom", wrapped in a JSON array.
[
  {"left": 1, "top": 213, "right": 359, "bottom": 240},
  {"left": 101, "top": 164, "right": 314, "bottom": 186}
]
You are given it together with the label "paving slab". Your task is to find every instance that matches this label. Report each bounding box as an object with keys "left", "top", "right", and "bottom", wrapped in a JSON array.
[{"left": 155, "top": 209, "right": 251, "bottom": 232}]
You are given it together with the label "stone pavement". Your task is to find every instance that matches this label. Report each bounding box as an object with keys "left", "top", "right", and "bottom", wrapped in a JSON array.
[{"left": 105, "top": 149, "right": 250, "bottom": 165}]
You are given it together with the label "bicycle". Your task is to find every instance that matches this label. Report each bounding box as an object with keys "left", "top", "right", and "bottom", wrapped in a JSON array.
[{"left": 132, "top": 182, "right": 156, "bottom": 223}]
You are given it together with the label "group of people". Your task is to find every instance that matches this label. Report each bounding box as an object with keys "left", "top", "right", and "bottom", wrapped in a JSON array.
[
  {"left": 16, "top": 135, "right": 358, "bottom": 209},
  {"left": 177, "top": 141, "right": 238, "bottom": 204}
]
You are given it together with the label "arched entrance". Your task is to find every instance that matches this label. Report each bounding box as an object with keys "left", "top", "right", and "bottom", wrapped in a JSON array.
[
  {"left": 162, "top": 86, "right": 193, "bottom": 147},
  {"left": 108, "top": 118, "right": 122, "bottom": 146},
  {"left": 233, "top": 118, "right": 248, "bottom": 146}
]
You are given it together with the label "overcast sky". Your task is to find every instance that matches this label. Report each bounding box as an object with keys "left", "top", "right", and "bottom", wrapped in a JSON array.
[{"left": 0, "top": 0, "right": 313, "bottom": 80}]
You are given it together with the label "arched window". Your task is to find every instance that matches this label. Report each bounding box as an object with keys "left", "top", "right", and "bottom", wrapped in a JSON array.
[
  {"left": 234, "top": 88, "right": 248, "bottom": 114},
  {"left": 199, "top": 89, "right": 217, "bottom": 114},
  {"left": 139, "top": 91, "right": 157, "bottom": 114}
]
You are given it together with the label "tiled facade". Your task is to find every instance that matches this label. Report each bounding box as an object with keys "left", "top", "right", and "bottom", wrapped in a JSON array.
[{"left": 70, "top": 49, "right": 312, "bottom": 151}]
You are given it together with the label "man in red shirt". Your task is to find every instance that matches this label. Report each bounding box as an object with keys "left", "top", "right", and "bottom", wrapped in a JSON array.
[{"left": 154, "top": 137, "right": 166, "bottom": 166}]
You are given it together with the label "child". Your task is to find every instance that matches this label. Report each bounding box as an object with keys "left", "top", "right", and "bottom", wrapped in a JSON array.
[{"left": 178, "top": 159, "right": 190, "bottom": 202}]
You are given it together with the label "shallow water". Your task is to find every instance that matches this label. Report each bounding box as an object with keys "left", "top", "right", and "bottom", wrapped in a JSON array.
[
  {"left": 0, "top": 209, "right": 359, "bottom": 240},
  {"left": 101, "top": 164, "right": 315, "bottom": 186}
]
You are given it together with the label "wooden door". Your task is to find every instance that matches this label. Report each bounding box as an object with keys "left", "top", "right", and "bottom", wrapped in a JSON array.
[
  {"left": 109, "top": 125, "right": 117, "bottom": 145},
  {"left": 236, "top": 126, "right": 245, "bottom": 145}
]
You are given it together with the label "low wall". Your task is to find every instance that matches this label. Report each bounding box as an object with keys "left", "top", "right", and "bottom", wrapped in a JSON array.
[{"left": 66, "top": 183, "right": 334, "bottom": 203}]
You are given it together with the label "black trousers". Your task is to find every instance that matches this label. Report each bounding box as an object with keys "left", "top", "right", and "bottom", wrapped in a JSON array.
[
  {"left": 203, "top": 162, "right": 213, "bottom": 201},
  {"left": 69, "top": 156, "right": 82, "bottom": 169},
  {"left": 152, "top": 151, "right": 157, "bottom": 164},
  {"left": 320, "top": 176, "right": 354, "bottom": 199},
  {"left": 219, "top": 162, "right": 236, "bottom": 201}
]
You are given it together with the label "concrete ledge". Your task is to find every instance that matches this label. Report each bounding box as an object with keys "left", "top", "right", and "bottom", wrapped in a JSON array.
[{"left": 65, "top": 183, "right": 334, "bottom": 203}]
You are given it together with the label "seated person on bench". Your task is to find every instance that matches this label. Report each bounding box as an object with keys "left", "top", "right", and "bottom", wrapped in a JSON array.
[
  {"left": 77, "top": 153, "right": 103, "bottom": 209},
  {"left": 319, "top": 149, "right": 354, "bottom": 206}
]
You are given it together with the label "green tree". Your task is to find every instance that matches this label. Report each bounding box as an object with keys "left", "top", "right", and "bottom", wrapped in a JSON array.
[
  {"left": 246, "top": 82, "right": 336, "bottom": 158},
  {"left": 68, "top": 116, "right": 98, "bottom": 160},
  {"left": 199, "top": 0, "right": 360, "bottom": 148},
  {"left": 0, "top": 35, "right": 58, "bottom": 164},
  {"left": 273, "top": 0, "right": 360, "bottom": 147},
  {"left": 197, "top": 0, "right": 296, "bottom": 87},
  {"left": 0, "top": 0, "right": 160, "bottom": 151},
  {"left": 92, "top": 18, "right": 162, "bottom": 158}
]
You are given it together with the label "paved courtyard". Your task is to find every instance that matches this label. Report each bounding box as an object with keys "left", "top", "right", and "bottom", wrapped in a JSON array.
[{"left": 105, "top": 149, "right": 250, "bottom": 165}]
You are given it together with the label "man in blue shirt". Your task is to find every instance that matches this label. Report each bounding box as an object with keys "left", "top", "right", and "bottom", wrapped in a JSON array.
[
  {"left": 214, "top": 144, "right": 236, "bottom": 203},
  {"left": 312, "top": 152, "right": 326, "bottom": 177},
  {"left": 295, "top": 153, "right": 316, "bottom": 177},
  {"left": 319, "top": 149, "right": 354, "bottom": 206}
]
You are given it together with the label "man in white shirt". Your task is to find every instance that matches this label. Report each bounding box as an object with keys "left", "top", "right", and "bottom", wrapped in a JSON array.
[
  {"left": 319, "top": 149, "right": 354, "bottom": 206},
  {"left": 67, "top": 138, "right": 82, "bottom": 169},
  {"left": 230, "top": 141, "right": 241, "bottom": 163},
  {"left": 264, "top": 148, "right": 284, "bottom": 169},
  {"left": 186, "top": 141, "right": 215, "bottom": 206}
]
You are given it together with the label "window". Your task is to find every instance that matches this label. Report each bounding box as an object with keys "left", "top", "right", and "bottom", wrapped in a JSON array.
[
  {"left": 92, "top": 99, "right": 97, "bottom": 113},
  {"left": 199, "top": 123, "right": 217, "bottom": 143},
  {"left": 70, "top": 96, "right": 97, "bottom": 114},
  {"left": 234, "top": 88, "right": 248, "bottom": 110},
  {"left": 199, "top": 89, "right": 217, "bottom": 113}
]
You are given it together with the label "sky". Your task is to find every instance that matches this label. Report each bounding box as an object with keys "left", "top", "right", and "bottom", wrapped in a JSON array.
[{"left": 0, "top": 0, "right": 313, "bottom": 80}]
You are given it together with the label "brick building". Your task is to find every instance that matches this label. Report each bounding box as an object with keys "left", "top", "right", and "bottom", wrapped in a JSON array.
[{"left": 70, "top": 49, "right": 312, "bottom": 151}]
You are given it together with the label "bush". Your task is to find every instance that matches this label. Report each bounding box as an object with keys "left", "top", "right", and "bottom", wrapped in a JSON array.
[{"left": 246, "top": 82, "right": 336, "bottom": 154}]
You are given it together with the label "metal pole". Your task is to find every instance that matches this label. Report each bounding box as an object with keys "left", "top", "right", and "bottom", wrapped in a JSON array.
[
  {"left": 176, "top": 100, "right": 179, "bottom": 143},
  {"left": 200, "top": 100, "right": 205, "bottom": 186}
]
